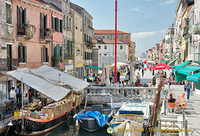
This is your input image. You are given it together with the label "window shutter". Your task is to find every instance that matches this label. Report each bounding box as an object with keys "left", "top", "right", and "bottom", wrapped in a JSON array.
[
  {"left": 18, "top": 45, "right": 21, "bottom": 62},
  {"left": 60, "top": 20, "right": 63, "bottom": 33},
  {"left": 40, "top": 13, "right": 43, "bottom": 37},
  {"left": 17, "top": 6, "right": 19, "bottom": 26},
  {"left": 22, "top": 46, "right": 26, "bottom": 62},
  {"left": 70, "top": 41, "right": 73, "bottom": 56},
  {"left": 52, "top": 44, "right": 55, "bottom": 57},
  {"left": 23, "top": 8, "right": 26, "bottom": 24},
  {"left": 52, "top": 16, "right": 54, "bottom": 30},
  {"left": 60, "top": 45, "right": 63, "bottom": 57},
  {"left": 41, "top": 47, "right": 43, "bottom": 62},
  {"left": 46, "top": 47, "right": 48, "bottom": 62}
]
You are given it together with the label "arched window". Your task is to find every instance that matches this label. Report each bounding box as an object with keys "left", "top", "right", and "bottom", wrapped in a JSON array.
[
  {"left": 18, "top": 43, "right": 26, "bottom": 62},
  {"left": 41, "top": 45, "right": 48, "bottom": 62}
]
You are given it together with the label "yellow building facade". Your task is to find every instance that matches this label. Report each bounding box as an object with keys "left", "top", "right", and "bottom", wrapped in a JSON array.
[{"left": 71, "top": 9, "right": 84, "bottom": 78}]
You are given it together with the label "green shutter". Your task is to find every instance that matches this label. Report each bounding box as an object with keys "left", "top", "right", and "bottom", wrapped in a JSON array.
[
  {"left": 22, "top": 46, "right": 27, "bottom": 62},
  {"left": 18, "top": 45, "right": 21, "bottom": 62},
  {"left": 70, "top": 41, "right": 73, "bottom": 57},
  {"left": 46, "top": 47, "right": 48, "bottom": 62},
  {"left": 41, "top": 47, "right": 43, "bottom": 62},
  {"left": 60, "top": 45, "right": 63, "bottom": 57}
]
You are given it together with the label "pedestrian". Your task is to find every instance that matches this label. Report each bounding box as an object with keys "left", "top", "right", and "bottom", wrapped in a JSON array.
[
  {"left": 125, "top": 73, "right": 129, "bottom": 85},
  {"left": 184, "top": 80, "right": 192, "bottom": 101},
  {"left": 83, "top": 76, "right": 87, "bottom": 82},
  {"left": 9, "top": 87, "right": 16, "bottom": 103},
  {"left": 167, "top": 77, "right": 171, "bottom": 89},
  {"left": 28, "top": 87, "right": 33, "bottom": 103},
  {"left": 15, "top": 85, "right": 21, "bottom": 105},
  {"left": 86, "top": 74, "right": 90, "bottom": 82},
  {"left": 152, "top": 76, "right": 156, "bottom": 87},
  {"left": 136, "top": 72, "right": 141, "bottom": 83},
  {"left": 142, "top": 69, "right": 144, "bottom": 77},
  {"left": 109, "top": 70, "right": 113, "bottom": 83},
  {"left": 168, "top": 94, "right": 176, "bottom": 113}
]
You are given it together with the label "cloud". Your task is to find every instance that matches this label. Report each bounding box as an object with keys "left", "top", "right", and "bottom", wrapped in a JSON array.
[
  {"left": 132, "top": 29, "right": 166, "bottom": 38},
  {"left": 161, "top": 0, "right": 176, "bottom": 5},
  {"left": 131, "top": 8, "right": 141, "bottom": 12},
  {"left": 144, "top": 0, "right": 152, "bottom": 1}
]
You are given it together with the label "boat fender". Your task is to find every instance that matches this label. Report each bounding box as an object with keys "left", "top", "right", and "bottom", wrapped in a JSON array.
[{"left": 25, "top": 123, "right": 33, "bottom": 134}]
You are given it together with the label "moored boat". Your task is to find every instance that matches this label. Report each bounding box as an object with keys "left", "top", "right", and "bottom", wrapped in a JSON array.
[
  {"left": 12, "top": 94, "right": 82, "bottom": 135},
  {"left": 75, "top": 93, "right": 114, "bottom": 132},
  {"left": 109, "top": 97, "right": 151, "bottom": 135}
]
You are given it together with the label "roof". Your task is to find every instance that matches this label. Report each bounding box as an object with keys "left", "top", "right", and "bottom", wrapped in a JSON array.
[
  {"left": 7, "top": 68, "right": 70, "bottom": 101},
  {"left": 173, "top": 61, "right": 191, "bottom": 71},
  {"left": 31, "top": 65, "right": 89, "bottom": 91},
  {"left": 94, "top": 30, "right": 129, "bottom": 34}
]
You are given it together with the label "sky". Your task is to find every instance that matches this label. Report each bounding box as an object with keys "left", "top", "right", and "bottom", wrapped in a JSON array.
[{"left": 70, "top": 0, "right": 178, "bottom": 57}]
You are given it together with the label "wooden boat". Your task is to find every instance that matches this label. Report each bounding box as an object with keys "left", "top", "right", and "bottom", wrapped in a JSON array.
[
  {"left": 109, "top": 97, "right": 151, "bottom": 135},
  {"left": 75, "top": 93, "right": 114, "bottom": 132},
  {"left": 12, "top": 94, "right": 82, "bottom": 135}
]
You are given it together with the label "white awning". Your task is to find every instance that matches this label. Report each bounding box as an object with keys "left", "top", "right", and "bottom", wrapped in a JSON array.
[
  {"left": 31, "top": 65, "right": 89, "bottom": 91},
  {"left": 7, "top": 68, "right": 70, "bottom": 101}
]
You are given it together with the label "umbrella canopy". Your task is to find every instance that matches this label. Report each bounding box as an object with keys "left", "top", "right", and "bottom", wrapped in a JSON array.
[{"left": 150, "top": 63, "right": 172, "bottom": 71}]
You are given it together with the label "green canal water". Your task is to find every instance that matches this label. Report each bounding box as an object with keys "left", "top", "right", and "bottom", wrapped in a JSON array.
[{"left": 42, "top": 119, "right": 112, "bottom": 136}]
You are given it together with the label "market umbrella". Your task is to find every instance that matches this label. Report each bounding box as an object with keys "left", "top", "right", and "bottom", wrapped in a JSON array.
[{"left": 150, "top": 63, "right": 172, "bottom": 71}]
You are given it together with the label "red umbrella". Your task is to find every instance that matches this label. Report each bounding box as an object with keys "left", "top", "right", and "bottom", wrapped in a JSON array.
[{"left": 150, "top": 63, "right": 172, "bottom": 71}]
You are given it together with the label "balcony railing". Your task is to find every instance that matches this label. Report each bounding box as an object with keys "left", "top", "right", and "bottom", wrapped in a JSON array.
[
  {"left": 0, "top": 58, "right": 19, "bottom": 71},
  {"left": 17, "top": 24, "right": 36, "bottom": 40},
  {"left": 40, "top": 28, "right": 53, "bottom": 43}
]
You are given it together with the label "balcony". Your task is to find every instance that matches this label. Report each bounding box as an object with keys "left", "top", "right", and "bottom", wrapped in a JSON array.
[
  {"left": 85, "top": 41, "right": 94, "bottom": 49},
  {"left": 17, "top": 24, "right": 36, "bottom": 40},
  {"left": 193, "top": 25, "right": 200, "bottom": 35},
  {"left": 40, "top": 28, "right": 54, "bottom": 43}
]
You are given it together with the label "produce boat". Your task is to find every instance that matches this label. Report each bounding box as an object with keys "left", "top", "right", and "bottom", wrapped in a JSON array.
[
  {"left": 12, "top": 94, "right": 82, "bottom": 135},
  {"left": 109, "top": 97, "right": 151, "bottom": 135},
  {"left": 75, "top": 93, "right": 114, "bottom": 132}
]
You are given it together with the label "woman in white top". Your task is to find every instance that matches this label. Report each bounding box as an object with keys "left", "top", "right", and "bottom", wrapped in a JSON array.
[{"left": 10, "top": 87, "right": 16, "bottom": 103}]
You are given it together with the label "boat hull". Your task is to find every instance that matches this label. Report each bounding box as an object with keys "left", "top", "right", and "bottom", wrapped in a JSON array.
[
  {"left": 79, "top": 118, "right": 102, "bottom": 132},
  {"left": 12, "top": 104, "right": 81, "bottom": 135}
]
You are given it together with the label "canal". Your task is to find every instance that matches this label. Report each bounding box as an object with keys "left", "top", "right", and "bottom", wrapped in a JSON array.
[{"left": 7, "top": 117, "right": 112, "bottom": 136}]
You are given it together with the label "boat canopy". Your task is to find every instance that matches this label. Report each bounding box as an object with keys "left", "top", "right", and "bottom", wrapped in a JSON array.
[
  {"left": 168, "top": 57, "right": 179, "bottom": 66},
  {"left": 31, "top": 65, "right": 89, "bottom": 91},
  {"left": 7, "top": 68, "right": 70, "bottom": 101}
]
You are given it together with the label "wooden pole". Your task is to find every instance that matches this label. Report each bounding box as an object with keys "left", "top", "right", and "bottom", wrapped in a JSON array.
[
  {"left": 151, "top": 77, "right": 163, "bottom": 135},
  {"left": 21, "top": 78, "right": 24, "bottom": 134}
]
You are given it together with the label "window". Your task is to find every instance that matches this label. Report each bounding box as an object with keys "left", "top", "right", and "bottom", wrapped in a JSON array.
[
  {"left": 98, "top": 46, "right": 101, "bottom": 49},
  {"left": 41, "top": 45, "right": 48, "bottom": 62},
  {"left": 102, "top": 36, "right": 105, "bottom": 39},
  {"left": 60, "top": 20, "right": 63, "bottom": 33},
  {"left": 18, "top": 43, "right": 26, "bottom": 62},
  {"left": 120, "top": 45, "right": 123, "bottom": 49},
  {"left": 69, "top": 18, "right": 72, "bottom": 30},
  {"left": 17, "top": 6, "right": 26, "bottom": 35},
  {"left": 55, "top": 18, "right": 59, "bottom": 32},
  {"left": 104, "top": 45, "right": 107, "bottom": 49},
  {"left": 40, "top": 13, "right": 47, "bottom": 38},
  {"left": 6, "top": 3, "right": 12, "bottom": 24},
  {"left": 66, "top": 40, "right": 73, "bottom": 58},
  {"left": 104, "top": 53, "right": 107, "bottom": 56},
  {"left": 84, "top": 34, "right": 86, "bottom": 42}
]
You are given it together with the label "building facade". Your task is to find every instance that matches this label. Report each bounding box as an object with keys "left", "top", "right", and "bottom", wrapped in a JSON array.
[
  {"left": 94, "top": 40, "right": 129, "bottom": 67},
  {"left": 165, "top": 27, "right": 174, "bottom": 60},
  {"left": 71, "top": 9, "right": 84, "bottom": 78},
  {"left": 70, "top": 2, "right": 93, "bottom": 76},
  {"left": 0, "top": 0, "right": 15, "bottom": 71},
  {"left": 12, "top": 0, "right": 63, "bottom": 69}
]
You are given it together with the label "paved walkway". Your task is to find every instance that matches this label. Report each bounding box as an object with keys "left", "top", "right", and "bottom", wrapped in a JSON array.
[{"left": 140, "top": 69, "right": 200, "bottom": 136}]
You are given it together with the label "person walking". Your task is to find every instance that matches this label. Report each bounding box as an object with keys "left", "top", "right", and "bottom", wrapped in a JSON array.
[
  {"left": 152, "top": 76, "right": 156, "bottom": 87},
  {"left": 184, "top": 80, "right": 192, "bottom": 101},
  {"left": 167, "top": 77, "right": 171, "bottom": 89},
  {"left": 136, "top": 72, "right": 141, "bottom": 83},
  {"left": 15, "top": 85, "right": 21, "bottom": 106},
  {"left": 125, "top": 73, "right": 129, "bottom": 85},
  {"left": 142, "top": 69, "right": 144, "bottom": 77}
]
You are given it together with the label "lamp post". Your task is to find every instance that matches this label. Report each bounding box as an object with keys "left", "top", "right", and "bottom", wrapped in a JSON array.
[{"left": 114, "top": 0, "right": 118, "bottom": 83}]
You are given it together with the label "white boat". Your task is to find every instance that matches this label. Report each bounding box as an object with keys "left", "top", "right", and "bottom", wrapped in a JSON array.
[{"left": 109, "top": 97, "right": 151, "bottom": 135}]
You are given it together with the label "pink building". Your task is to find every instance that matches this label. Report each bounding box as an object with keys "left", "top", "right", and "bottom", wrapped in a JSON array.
[{"left": 12, "top": 0, "right": 63, "bottom": 68}]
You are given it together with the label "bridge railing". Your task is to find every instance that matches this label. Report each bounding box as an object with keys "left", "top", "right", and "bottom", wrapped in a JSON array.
[{"left": 85, "top": 86, "right": 167, "bottom": 102}]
